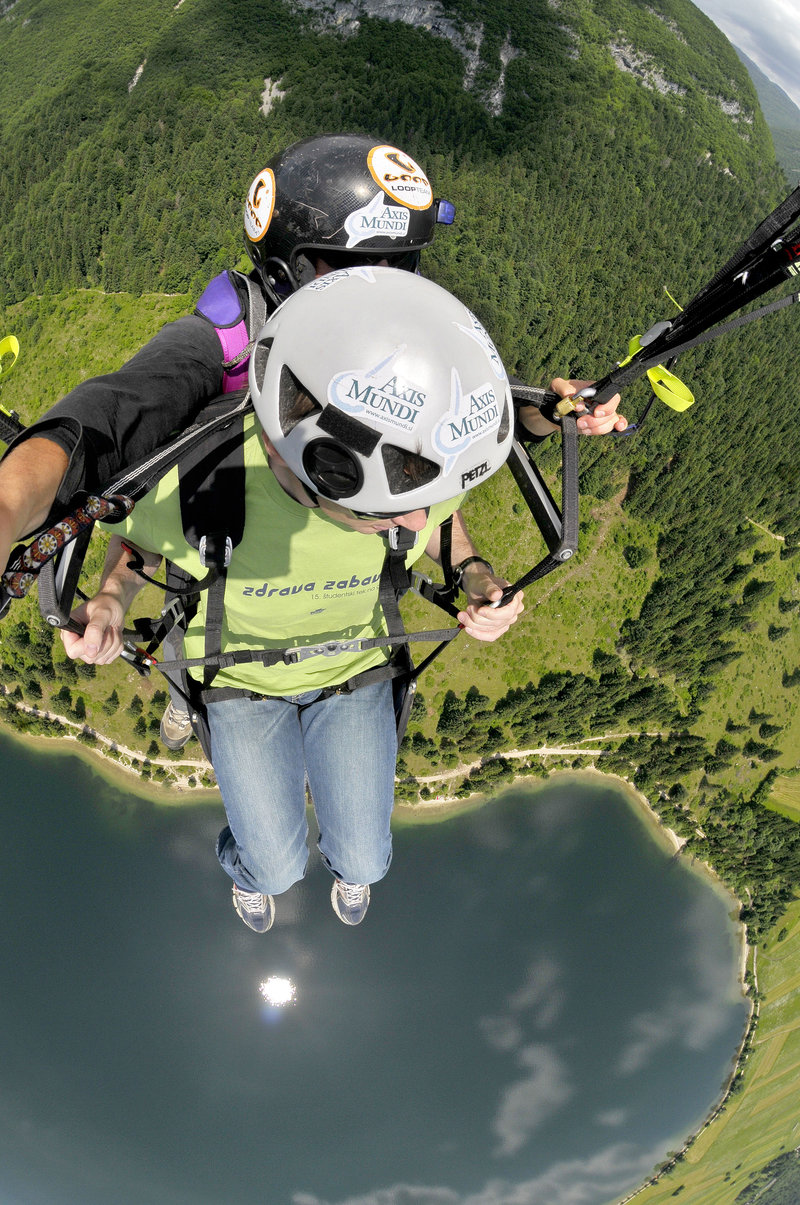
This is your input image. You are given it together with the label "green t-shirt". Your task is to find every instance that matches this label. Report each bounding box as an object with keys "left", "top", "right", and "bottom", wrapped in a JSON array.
[{"left": 115, "top": 416, "right": 461, "bottom": 694}]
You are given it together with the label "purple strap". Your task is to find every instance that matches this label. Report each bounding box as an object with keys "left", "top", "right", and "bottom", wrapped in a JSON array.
[{"left": 195, "top": 272, "right": 251, "bottom": 392}]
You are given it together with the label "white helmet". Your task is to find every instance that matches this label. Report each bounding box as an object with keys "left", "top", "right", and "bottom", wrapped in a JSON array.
[{"left": 248, "top": 267, "right": 513, "bottom": 512}]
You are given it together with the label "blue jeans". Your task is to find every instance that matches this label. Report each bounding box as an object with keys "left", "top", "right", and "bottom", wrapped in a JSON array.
[{"left": 207, "top": 681, "right": 397, "bottom": 896}]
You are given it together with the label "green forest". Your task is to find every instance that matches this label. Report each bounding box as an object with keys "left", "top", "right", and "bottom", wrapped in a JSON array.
[{"left": 1, "top": 0, "right": 799, "bottom": 1199}]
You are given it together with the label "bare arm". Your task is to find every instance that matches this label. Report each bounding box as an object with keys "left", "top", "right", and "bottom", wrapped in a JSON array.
[
  {"left": 60, "top": 535, "right": 161, "bottom": 664},
  {"left": 0, "top": 438, "right": 69, "bottom": 570},
  {"left": 424, "top": 509, "right": 524, "bottom": 643},
  {"left": 517, "top": 377, "right": 628, "bottom": 437}
]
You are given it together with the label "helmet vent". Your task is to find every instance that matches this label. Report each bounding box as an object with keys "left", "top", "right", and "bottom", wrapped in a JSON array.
[
  {"left": 496, "top": 397, "right": 510, "bottom": 443},
  {"left": 253, "top": 337, "right": 273, "bottom": 397},
  {"left": 381, "top": 444, "right": 440, "bottom": 494},
  {"left": 278, "top": 365, "right": 322, "bottom": 435}
]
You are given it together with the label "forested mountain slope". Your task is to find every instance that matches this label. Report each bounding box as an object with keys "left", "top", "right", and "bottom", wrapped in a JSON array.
[
  {"left": 735, "top": 46, "right": 800, "bottom": 181},
  {"left": 1, "top": 0, "right": 798, "bottom": 851}
]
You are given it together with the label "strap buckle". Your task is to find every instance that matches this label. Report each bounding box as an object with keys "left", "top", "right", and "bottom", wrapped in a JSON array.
[
  {"left": 198, "top": 535, "right": 233, "bottom": 568},
  {"left": 160, "top": 595, "right": 187, "bottom": 627},
  {"left": 285, "top": 638, "right": 365, "bottom": 664}
]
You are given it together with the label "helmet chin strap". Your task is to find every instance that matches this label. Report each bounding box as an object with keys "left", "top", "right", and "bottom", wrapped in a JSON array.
[{"left": 385, "top": 525, "right": 418, "bottom": 552}]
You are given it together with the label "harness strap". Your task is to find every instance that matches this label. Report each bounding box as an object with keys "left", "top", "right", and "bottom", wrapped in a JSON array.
[
  {"left": 149, "top": 624, "right": 461, "bottom": 676},
  {"left": 413, "top": 515, "right": 461, "bottom": 617},
  {"left": 198, "top": 657, "right": 413, "bottom": 707}
]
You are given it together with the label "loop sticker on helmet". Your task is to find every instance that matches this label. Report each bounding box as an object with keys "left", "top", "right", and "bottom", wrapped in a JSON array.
[
  {"left": 367, "top": 145, "right": 433, "bottom": 211},
  {"left": 244, "top": 168, "right": 276, "bottom": 244}
]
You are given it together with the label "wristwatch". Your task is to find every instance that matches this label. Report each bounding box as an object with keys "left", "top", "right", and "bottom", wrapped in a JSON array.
[{"left": 451, "top": 556, "right": 495, "bottom": 592}]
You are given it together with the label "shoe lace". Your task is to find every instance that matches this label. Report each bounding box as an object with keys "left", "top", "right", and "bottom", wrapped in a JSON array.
[
  {"left": 166, "top": 703, "right": 192, "bottom": 729},
  {"left": 338, "top": 881, "right": 367, "bottom": 906},
  {"left": 234, "top": 886, "right": 267, "bottom": 912}
]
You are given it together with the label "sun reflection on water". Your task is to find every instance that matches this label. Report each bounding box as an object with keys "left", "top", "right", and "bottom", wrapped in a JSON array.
[{"left": 259, "top": 976, "right": 297, "bottom": 1008}]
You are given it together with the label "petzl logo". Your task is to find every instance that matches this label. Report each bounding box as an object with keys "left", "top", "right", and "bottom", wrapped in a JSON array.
[{"left": 461, "top": 461, "right": 490, "bottom": 488}]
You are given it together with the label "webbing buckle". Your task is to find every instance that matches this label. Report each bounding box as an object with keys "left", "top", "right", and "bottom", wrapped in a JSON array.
[
  {"left": 286, "top": 639, "right": 364, "bottom": 664},
  {"left": 160, "top": 596, "right": 187, "bottom": 627},
  {"left": 198, "top": 535, "right": 233, "bottom": 569}
]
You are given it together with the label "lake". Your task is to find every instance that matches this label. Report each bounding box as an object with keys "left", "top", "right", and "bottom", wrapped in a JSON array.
[{"left": 0, "top": 730, "right": 748, "bottom": 1205}]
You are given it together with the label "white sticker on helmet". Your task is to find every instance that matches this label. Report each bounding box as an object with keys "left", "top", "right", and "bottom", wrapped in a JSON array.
[
  {"left": 244, "top": 168, "right": 276, "bottom": 243},
  {"left": 367, "top": 145, "right": 433, "bottom": 211},
  {"left": 306, "top": 266, "right": 377, "bottom": 291},
  {"left": 432, "top": 370, "right": 501, "bottom": 474},
  {"left": 328, "top": 348, "right": 427, "bottom": 434},
  {"left": 345, "top": 193, "right": 412, "bottom": 248},
  {"left": 457, "top": 312, "right": 508, "bottom": 380}
]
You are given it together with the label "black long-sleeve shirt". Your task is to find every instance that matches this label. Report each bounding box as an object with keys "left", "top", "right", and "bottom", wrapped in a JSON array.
[
  {"left": 12, "top": 315, "right": 227, "bottom": 523},
  {"left": 5, "top": 268, "right": 270, "bottom": 524}
]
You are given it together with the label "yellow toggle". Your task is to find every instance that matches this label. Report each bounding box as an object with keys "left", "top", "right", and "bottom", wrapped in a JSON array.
[
  {"left": 0, "top": 334, "right": 20, "bottom": 378},
  {"left": 620, "top": 334, "right": 695, "bottom": 413},
  {"left": 645, "top": 363, "right": 694, "bottom": 411}
]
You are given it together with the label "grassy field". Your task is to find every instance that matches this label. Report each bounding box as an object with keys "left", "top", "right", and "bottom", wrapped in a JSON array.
[
  {"left": 766, "top": 775, "right": 800, "bottom": 822},
  {"left": 0, "top": 289, "right": 193, "bottom": 422},
  {"left": 614, "top": 900, "right": 800, "bottom": 1205},
  {"left": 400, "top": 469, "right": 661, "bottom": 729}
]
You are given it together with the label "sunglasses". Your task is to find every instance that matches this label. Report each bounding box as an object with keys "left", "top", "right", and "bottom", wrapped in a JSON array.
[{"left": 349, "top": 506, "right": 430, "bottom": 521}]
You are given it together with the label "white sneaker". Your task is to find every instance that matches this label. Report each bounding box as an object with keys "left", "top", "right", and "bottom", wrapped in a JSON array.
[
  {"left": 331, "top": 880, "right": 370, "bottom": 925},
  {"left": 232, "top": 884, "right": 275, "bottom": 933},
  {"left": 160, "top": 701, "right": 193, "bottom": 750}
]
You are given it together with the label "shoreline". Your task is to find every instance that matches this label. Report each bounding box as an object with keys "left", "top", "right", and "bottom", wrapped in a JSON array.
[
  {"left": 0, "top": 719, "right": 222, "bottom": 806},
  {"left": 0, "top": 711, "right": 731, "bottom": 891},
  {"left": 0, "top": 711, "right": 749, "bottom": 965}
]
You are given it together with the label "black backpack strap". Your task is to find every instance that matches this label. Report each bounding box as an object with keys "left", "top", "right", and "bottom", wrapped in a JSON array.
[{"left": 175, "top": 408, "right": 248, "bottom": 689}]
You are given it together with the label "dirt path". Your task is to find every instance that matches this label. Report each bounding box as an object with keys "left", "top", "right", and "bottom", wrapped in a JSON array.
[
  {"left": 4, "top": 686, "right": 665, "bottom": 796},
  {"left": 414, "top": 731, "right": 666, "bottom": 784},
  {"left": 745, "top": 516, "right": 785, "bottom": 541},
  {"left": 0, "top": 689, "right": 210, "bottom": 788}
]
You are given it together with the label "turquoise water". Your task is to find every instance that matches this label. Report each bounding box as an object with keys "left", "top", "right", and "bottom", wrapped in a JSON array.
[{"left": 0, "top": 731, "right": 748, "bottom": 1205}]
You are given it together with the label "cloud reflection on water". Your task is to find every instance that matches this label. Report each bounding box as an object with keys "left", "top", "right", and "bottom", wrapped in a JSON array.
[
  {"left": 291, "top": 1137, "right": 664, "bottom": 1205},
  {"left": 478, "top": 956, "right": 572, "bottom": 1154},
  {"left": 491, "top": 1043, "right": 575, "bottom": 1156},
  {"left": 616, "top": 895, "right": 742, "bottom": 1075}
]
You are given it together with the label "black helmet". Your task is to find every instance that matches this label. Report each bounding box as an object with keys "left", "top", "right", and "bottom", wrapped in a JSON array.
[{"left": 243, "top": 134, "right": 454, "bottom": 300}]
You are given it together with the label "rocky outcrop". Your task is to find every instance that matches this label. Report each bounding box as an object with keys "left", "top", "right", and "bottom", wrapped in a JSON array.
[{"left": 286, "top": 0, "right": 518, "bottom": 115}]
